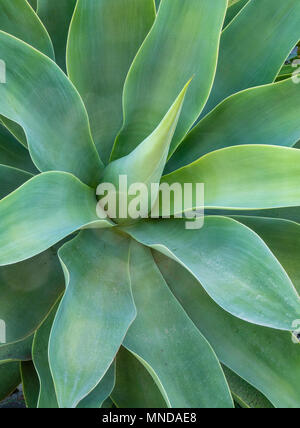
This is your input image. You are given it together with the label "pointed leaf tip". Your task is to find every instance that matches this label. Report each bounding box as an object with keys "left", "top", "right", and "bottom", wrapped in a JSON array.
[{"left": 98, "top": 79, "right": 192, "bottom": 222}]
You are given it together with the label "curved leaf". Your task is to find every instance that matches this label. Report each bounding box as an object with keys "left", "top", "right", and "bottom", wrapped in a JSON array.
[
  {"left": 100, "top": 81, "right": 190, "bottom": 221},
  {"left": 0, "top": 0, "right": 53, "bottom": 57},
  {"left": 0, "top": 31, "right": 103, "bottom": 186},
  {"left": 32, "top": 301, "right": 60, "bottom": 408},
  {"left": 0, "top": 172, "right": 112, "bottom": 266},
  {"left": 0, "top": 335, "right": 33, "bottom": 364},
  {"left": 0, "top": 362, "right": 21, "bottom": 402},
  {"left": 0, "top": 248, "right": 64, "bottom": 343},
  {"left": 37, "top": 0, "right": 76, "bottom": 71},
  {"left": 168, "top": 78, "right": 300, "bottom": 171},
  {"left": 232, "top": 217, "right": 300, "bottom": 294},
  {"left": 21, "top": 361, "right": 40, "bottom": 408},
  {"left": 111, "top": 0, "right": 227, "bottom": 161},
  {"left": 0, "top": 165, "right": 32, "bottom": 200},
  {"left": 201, "top": 0, "right": 300, "bottom": 117},
  {"left": 123, "top": 217, "right": 300, "bottom": 330},
  {"left": 67, "top": 0, "right": 156, "bottom": 163},
  {"left": 49, "top": 230, "right": 136, "bottom": 408},
  {"left": 124, "top": 241, "right": 233, "bottom": 408},
  {"left": 223, "top": 366, "right": 274, "bottom": 408},
  {"left": 111, "top": 347, "right": 166, "bottom": 408},
  {"left": 0, "top": 124, "right": 37, "bottom": 174},
  {"left": 223, "top": 0, "right": 249, "bottom": 29},
  {"left": 77, "top": 362, "right": 115, "bottom": 409},
  {"left": 155, "top": 252, "right": 300, "bottom": 408},
  {"left": 161, "top": 146, "right": 300, "bottom": 213}
]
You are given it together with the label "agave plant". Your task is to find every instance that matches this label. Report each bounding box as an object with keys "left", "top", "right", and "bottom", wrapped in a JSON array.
[{"left": 1, "top": 0, "right": 300, "bottom": 409}]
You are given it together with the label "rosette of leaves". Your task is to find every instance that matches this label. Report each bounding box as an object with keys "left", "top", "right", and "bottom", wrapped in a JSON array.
[{"left": 1, "top": 0, "right": 300, "bottom": 409}]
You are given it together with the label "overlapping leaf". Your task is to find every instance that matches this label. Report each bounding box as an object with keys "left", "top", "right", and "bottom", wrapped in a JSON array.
[
  {"left": 67, "top": 0, "right": 156, "bottom": 163},
  {"left": 124, "top": 241, "right": 233, "bottom": 408},
  {"left": 123, "top": 217, "right": 300, "bottom": 330},
  {"left": 0, "top": 172, "right": 112, "bottom": 266},
  {"left": 0, "top": 31, "right": 103, "bottom": 186},
  {"left": 155, "top": 252, "right": 300, "bottom": 408},
  {"left": 49, "top": 230, "right": 136, "bottom": 408},
  {"left": 111, "top": 0, "right": 227, "bottom": 160}
]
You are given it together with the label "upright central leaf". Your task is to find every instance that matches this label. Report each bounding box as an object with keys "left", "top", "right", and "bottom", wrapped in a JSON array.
[
  {"left": 67, "top": 0, "right": 156, "bottom": 163},
  {"left": 111, "top": 0, "right": 227, "bottom": 160},
  {"left": 98, "top": 81, "right": 190, "bottom": 222}
]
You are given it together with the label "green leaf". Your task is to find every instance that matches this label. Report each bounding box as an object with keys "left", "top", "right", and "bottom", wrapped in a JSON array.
[
  {"left": 123, "top": 217, "right": 300, "bottom": 330},
  {"left": 111, "top": 0, "right": 227, "bottom": 161},
  {"left": 21, "top": 361, "right": 40, "bottom": 408},
  {"left": 49, "top": 230, "right": 136, "bottom": 408},
  {"left": 0, "top": 165, "right": 32, "bottom": 200},
  {"left": 111, "top": 347, "right": 167, "bottom": 408},
  {"left": 168, "top": 78, "right": 300, "bottom": 171},
  {"left": 0, "top": 248, "right": 64, "bottom": 343},
  {"left": 223, "top": 366, "right": 274, "bottom": 408},
  {"left": 0, "top": 117, "right": 27, "bottom": 149},
  {"left": 77, "top": 362, "right": 115, "bottom": 409},
  {"left": 27, "top": 0, "right": 37, "bottom": 11},
  {"left": 0, "top": 172, "right": 112, "bottom": 266},
  {"left": 100, "top": 81, "right": 190, "bottom": 222},
  {"left": 67, "top": 0, "right": 156, "bottom": 163},
  {"left": 207, "top": 207, "right": 300, "bottom": 226},
  {"left": 0, "top": 31, "right": 103, "bottom": 186},
  {"left": 37, "top": 0, "right": 76, "bottom": 71},
  {"left": 0, "top": 124, "right": 37, "bottom": 174},
  {"left": 0, "top": 0, "right": 54, "bottom": 57},
  {"left": 161, "top": 146, "right": 300, "bottom": 213},
  {"left": 155, "top": 0, "right": 160, "bottom": 12},
  {"left": 201, "top": 0, "right": 300, "bottom": 117},
  {"left": 232, "top": 217, "right": 300, "bottom": 294},
  {"left": 223, "top": 0, "right": 249, "bottom": 29},
  {"left": 0, "top": 362, "right": 21, "bottom": 402},
  {"left": 124, "top": 241, "right": 233, "bottom": 408},
  {"left": 155, "top": 252, "right": 300, "bottom": 408},
  {"left": 0, "top": 335, "right": 33, "bottom": 364},
  {"left": 32, "top": 301, "right": 60, "bottom": 408}
]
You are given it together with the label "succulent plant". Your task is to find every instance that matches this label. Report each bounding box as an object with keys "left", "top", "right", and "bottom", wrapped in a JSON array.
[{"left": 1, "top": 0, "right": 300, "bottom": 409}]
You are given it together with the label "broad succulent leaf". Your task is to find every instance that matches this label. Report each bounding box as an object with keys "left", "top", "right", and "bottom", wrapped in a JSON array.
[
  {"left": 155, "top": 253, "right": 300, "bottom": 408},
  {"left": 0, "top": 0, "right": 54, "bottom": 58},
  {"left": 169, "top": 78, "right": 300, "bottom": 171},
  {"left": 0, "top": 362, "right": 21, "bottom": 402},
  {"left": 223, "top": 367, "right": 274, "bottom": 409},
  {"left": 161, "top": 146, "right": 300, "bottom": 213},
  {"left": 0, "top": 165, "right": 32, "bottom": 199},
  {"left": 0, "top": 124, "right": 37, "bottom": 174},
  {"left": 67, "top": 0, "right": 156, "bottom": 163},
  {"left": 21, "top": 361, "right": 40, "bottom": 408},
  {"left": 201, "top": 0, "right": 300, "bottom": 117},
  {"left": 77, "top": 363, "right": 115, "bottom": 409},
  {"left": 1, "top": 0, "right": 300, "bottom": 409},
  {"left": 99, "top": 81, "right": 190, "bottom": 221},
  {"left": 123, "top": 241, "right": 233, "bottom": 408},
  {"left": 32, "top": 302, "right": 60, "bottom": 408},
  {"left": 223, "top": 0, "right": 249, "bottom": 29},
  {"left": 123, "top": 218, "right": 300, "bottom": 330},
  {"left": 49, "top": 230, "right": 136, "bottom": 408},
  {"left": 111, "top": 0, "right": 228, "bottom": 160},
  {"left": 0, "top": 31, "right": 103, "bottom": 186},
  {"left": 37, "top": 0, "right": 77, "bottom": 71},
  {"left": 0, "top": 249, "right": 64, "bottom": 343},
  {"left": 0, "top": 335, "right": 33, "bottom": 364},
  {"left": 233, "top": 217, "right": 300, "bottom": 294},
  {"left": 0, "top": 172, "right": 112, "bottom": 266},
  {"left": 111, "top": 347, "right": 167, "bottom": 408}
]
